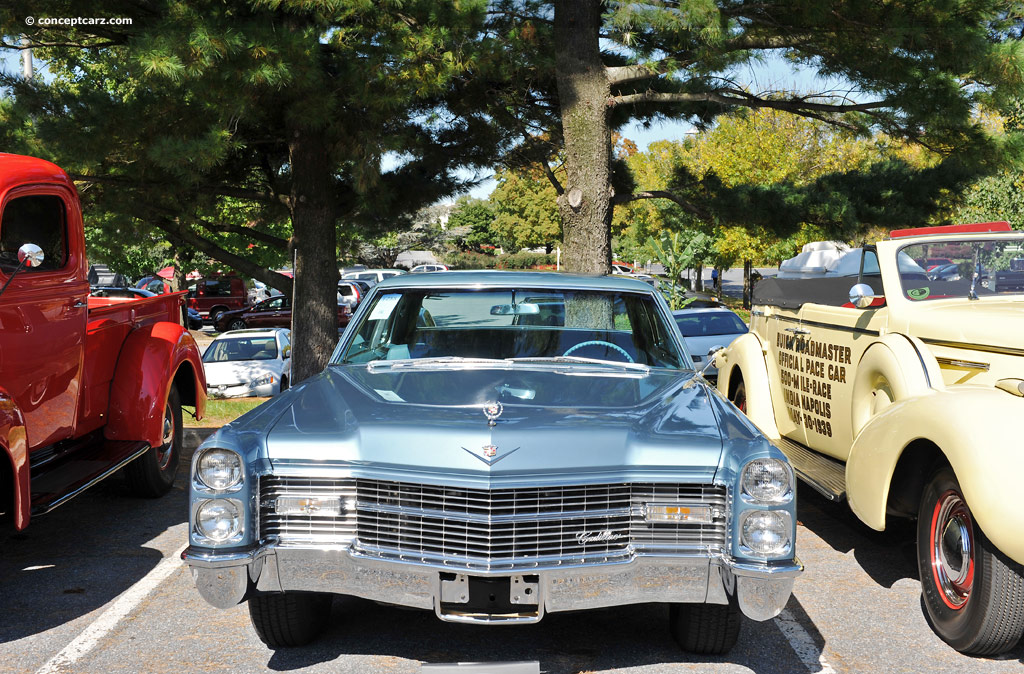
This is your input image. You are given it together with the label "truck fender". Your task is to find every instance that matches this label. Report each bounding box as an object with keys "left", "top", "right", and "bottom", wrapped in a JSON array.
[
  {"left": 715, "top": 331, "right": 780, "bottom": 439},
  {"left": 105, "top": 322, "right": 206, "bottom": 447},
  {"left": 850, "top": 333, "right": 940, "bottom": 436},
  {"left": 847, "top": 386, "right": 1024, "bottom": 565},
  {"left": 0, "top": 390, "right": 30, "bottom": 530}
]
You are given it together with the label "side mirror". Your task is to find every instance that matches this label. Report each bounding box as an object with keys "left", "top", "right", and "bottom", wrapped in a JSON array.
[
  {"left": 700, "top": 345, "right": 726, "bottom": 377},
  {"left": 849, "top": 283, "right": 883, "bottom": 309},
  {"left": 282, "top": 346, "right": 291, "bottom": 359},
  {"left": 18, "top": 243, "right": 44, "bottom": 268}
]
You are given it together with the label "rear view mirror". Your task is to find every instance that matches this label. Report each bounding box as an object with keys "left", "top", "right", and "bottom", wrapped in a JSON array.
[
  {"left": 18, "top": 243, "right": 44, "bottom": 268},
  {"left": 490, "top": 303, "right": 540, "bottom": 316},
  {"left": 849, "top": 283, "right": 883, "bottom": 309}
]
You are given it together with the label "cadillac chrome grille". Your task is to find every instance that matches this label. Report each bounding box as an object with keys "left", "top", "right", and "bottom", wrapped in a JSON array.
[{"left": 260, "top": 477, "right": 728, "bottom": 571}]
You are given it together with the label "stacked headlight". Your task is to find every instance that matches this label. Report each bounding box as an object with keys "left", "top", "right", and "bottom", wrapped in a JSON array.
[
  {"left": 196, "top": 499, "right": 243, "bottom": 543},
  {"left": 738, "top": 457, "right": 794, "bottom": 557},
  {"left": 741, "top": 458, "right": 792, "bottom": 503},
  {"left": 197, "top": 448, "right": 243, "bottom": 490}
]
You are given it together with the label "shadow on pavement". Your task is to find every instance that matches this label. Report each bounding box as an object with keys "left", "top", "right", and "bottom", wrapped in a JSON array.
[{"left": 0, "top": 446, "right": 194, "bottom": 643}]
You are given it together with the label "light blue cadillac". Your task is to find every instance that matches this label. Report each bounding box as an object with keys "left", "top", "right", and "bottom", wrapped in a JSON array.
[{"left": 183, "top": 271, "right": 801, "bottom": 654}]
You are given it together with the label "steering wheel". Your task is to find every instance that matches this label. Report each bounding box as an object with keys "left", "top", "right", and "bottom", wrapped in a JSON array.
[{"left": 562, "top": 340, "right": 635, "bottom": 363}]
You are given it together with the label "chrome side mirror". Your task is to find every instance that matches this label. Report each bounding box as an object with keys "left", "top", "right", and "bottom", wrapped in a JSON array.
[
  {"left": 700, "top": 345, "right": 726, "bottom": 377},
  {"left": 849, "top": 283, "right": 883, "bottom": 309},
  {"left": 18, "top": 243, "right": 44, "bottom": 268}
]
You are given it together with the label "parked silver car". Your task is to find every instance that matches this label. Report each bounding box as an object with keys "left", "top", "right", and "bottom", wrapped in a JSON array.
[
  {"left": 184, "top": 272, "right": 800, "bottom": 654},
  {"left": 672, "top": 307, "right": 749, "bottom": 379}
]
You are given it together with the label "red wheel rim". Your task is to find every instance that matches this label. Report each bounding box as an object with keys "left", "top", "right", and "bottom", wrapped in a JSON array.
[{"left": 929, "top": 489, "right": 975, "bottom": 610}]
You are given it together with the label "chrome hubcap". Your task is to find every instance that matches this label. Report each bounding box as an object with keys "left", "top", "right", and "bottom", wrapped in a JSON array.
[
  {"left": 931, "top": 490, "right": 974, "bottom": 609},
  {"left": 155, "top": 403, "right": 175, "bottom": 470}
]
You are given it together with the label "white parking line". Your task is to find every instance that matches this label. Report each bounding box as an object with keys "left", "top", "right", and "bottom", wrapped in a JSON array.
[
  {"left": 774, "top": 608, "right": 837, "bottom": 674},
  {"left": 35, "top": 543, "right": 187, "bottom": 674}
]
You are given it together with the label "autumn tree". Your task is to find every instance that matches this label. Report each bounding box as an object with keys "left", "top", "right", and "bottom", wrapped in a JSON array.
[{"left": 490, "top": 0, "right": 1024, "bottom": 273}]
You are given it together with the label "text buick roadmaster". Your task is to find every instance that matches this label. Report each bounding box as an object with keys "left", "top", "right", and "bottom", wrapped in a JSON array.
[
  {"left": 716, "top": 222, "right": 1024, "bottom": 655},
  {"left": 184, "top": 272, "right": 801, "bottom": 653}
]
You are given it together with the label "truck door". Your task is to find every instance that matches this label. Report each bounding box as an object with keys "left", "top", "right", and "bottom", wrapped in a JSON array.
[{"left": 0, "top": 188, "right": 88, "bottom": 450}]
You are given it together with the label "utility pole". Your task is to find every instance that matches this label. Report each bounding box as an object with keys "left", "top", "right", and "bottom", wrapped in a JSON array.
[{"left": 21, "top": 36, "right": 33, "bottom": 80}]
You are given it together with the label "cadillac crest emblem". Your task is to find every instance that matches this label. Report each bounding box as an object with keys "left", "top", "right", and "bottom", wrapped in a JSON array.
[
  {"left": 483, "top": 401, "right": 503, "bottom": 426},
  {"left": 482, "top": 444, "right": 498, "bottom": 457}
]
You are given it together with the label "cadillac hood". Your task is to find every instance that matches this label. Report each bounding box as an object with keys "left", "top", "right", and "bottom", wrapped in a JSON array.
[{"left": 262, "top": 364, "right": 734, "bottom": 484}]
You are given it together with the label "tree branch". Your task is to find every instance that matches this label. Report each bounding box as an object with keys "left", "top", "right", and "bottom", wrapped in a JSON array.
[
  {"left": 190, "top": 216, "right": 290, "bottom": 250},
  {"left": 615, "top": 190, "right": 712, "bottom": 221},
  {"left": 68, "top": 172, "right": 291, "bottom": 206}
]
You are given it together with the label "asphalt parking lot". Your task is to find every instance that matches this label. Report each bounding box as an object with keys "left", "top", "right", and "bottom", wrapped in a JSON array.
[{"left": 1, "top": 435, "right": 1022, "bottom": 674}]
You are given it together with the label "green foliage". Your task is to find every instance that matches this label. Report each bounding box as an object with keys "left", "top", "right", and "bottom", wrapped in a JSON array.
[
  {"left": 490, "top": 165, "right": 562, "bottom": 252},
  {"left": 948, "top": 170, "right": 1024, "bottom": 229},
  {"left": 646, "top": 230, "right": 713, "bottom": 309},
  {"left": 447, "top": 197, "right": 497, "bottom": 252},
  {"left": 442, "top": 251, "right": 556, "bottom": 270}
]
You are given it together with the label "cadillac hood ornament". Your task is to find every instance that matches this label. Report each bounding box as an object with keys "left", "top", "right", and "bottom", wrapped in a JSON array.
[
  {"left": 483, "top": 401, "right": 503, "bottom": 426},
  {"left": 462, "top": 444, "right": 519, "bottom": 466}
]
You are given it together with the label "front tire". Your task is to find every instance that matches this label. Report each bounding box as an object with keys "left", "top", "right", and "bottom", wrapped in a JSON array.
[
  {"left": 730, "top": 378, "right": 747, "bottom": 414},
  {"left": 669, "top": 603, "right": 741, "bottom": 654},
  {"left": 227, "top": 318, "right": 247, "bottom": 331},
  {"left": 125, "top": 385, "right": 182, "bottom": 497},
  {"left": 917, "top": 464, "right": 1024, "bottom": 655},
  {"left": 248, "top": 592, "right": 333, "bottom": 648}
]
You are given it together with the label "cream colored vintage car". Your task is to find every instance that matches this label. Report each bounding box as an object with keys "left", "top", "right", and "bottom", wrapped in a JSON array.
[{"left": 715, "top": 222, "right": 1024, "bottom": 656}]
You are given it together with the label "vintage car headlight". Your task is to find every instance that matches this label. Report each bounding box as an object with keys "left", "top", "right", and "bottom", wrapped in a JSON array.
[
  {"left": 196, "top": 448, "right": 243, "bottom": 490},
  {"left": 739, "top": 510, "right": 792, "bottom": 556},
  {"left": 195, "top": 498, "right": 243, "bottom": 543},
  {"left": 741, "top": 458, "right": 793, "bottom": 503},
  {"left": 250, "top": 374, "right": 275, "bottom": 388}
]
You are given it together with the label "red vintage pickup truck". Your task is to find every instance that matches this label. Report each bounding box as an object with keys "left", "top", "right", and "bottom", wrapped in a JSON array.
[{"left": 0, "top": 153, "right": 206, "bottom": 529}]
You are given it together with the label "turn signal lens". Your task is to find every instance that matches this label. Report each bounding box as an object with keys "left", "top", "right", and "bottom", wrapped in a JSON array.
[
  {"left": 645, "top": 503, "right": 713, "bottom": 524},
  {"left": 276, "top": 496, "right": 344, "bottom": 517},
  {"left": 741, "top": 458, "right": 793, "bottom": 503}
]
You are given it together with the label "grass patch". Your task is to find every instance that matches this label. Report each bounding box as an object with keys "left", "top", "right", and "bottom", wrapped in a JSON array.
[{"left": 186, "top": 397, "right": 271, "bottom": 428}]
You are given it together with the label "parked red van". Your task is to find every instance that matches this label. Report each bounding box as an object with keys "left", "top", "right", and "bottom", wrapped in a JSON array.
[{"left": 188, "top": 276, "right": 249, "bottom": 322}]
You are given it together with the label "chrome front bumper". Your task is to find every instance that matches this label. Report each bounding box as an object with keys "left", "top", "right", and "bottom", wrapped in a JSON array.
[{"left": 183, "top": 545, "right": 801, "bottom": 624}]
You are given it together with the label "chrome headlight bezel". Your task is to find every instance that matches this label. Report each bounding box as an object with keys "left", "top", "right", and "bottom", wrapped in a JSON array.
[
  {"left": 196, "top": 448, "right": 243, "bottom": 491},
  {"left": 740, "top": 457, "right": 794, "bottom": 504},
  {"left": 250, "top": 373, "right": 275, "bottom": 388}
]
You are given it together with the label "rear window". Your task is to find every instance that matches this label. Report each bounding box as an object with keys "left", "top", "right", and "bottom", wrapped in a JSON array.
[
  {"left": 675, "top": 312, "right": 747, "bottom": 337},
  {"left": 203, "top": 337, "right": 279, "bottom": 362}
]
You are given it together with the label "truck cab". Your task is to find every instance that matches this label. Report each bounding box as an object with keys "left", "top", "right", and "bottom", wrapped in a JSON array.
[{"left": 0, "top": 153, "right": 206, "bottom": 529}]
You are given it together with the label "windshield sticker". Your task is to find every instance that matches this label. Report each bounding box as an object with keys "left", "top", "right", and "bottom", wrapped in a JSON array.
[
  {"left": 369, "top": 294, "right": 402, "bottom": 320},
  {"left": 907, "top": 287, "right": 931, "bottom": 300},
  {"left": 374, "top": 389, "right": 405, "bottom": 402}
]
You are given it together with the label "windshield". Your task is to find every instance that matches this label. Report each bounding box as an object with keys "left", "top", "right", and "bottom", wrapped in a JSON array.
[
  {"left": 675, "top": 311, "right": 748, "bottom": 337},
  {"left": 899, "top": 238, "right": 1024, "bottom": 301},
  {"left": 203, "top": 337, "right": 279, "bottom": 362},
  {"left": 335, "top": 288, "right": 687, "bottom": 369}
]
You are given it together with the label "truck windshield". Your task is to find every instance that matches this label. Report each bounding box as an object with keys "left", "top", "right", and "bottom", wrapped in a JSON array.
[
  {"left": 335, "top": 288, "right": 687, "bottom": 369},
  {"left": 899, "top": 238, "right": 1024, "bottom": 301}
]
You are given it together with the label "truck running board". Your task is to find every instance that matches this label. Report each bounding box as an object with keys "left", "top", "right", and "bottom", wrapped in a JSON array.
[
  {"left": 30, "top": 440, "right": 151, "bottom": 516},
  {"left": 773, "top": 437, "right": 847, "bottom": 501}
]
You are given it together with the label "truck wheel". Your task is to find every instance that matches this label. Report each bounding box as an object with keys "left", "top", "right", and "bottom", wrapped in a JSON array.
[
  {"left": 669, "top": 603, "right": 741, "bottom": 654},
  {"left": 248, "top": 592, "right": 332, "bottom": 648},
  {"left": 125, "top": 385, "right": 182, "bottom": 498},
  {"left": 917, "top": 464, "right": 1024, "bottom": 654},
  {"left": 228, "top": 318, "right": 247, "bottom": 331},
  {"left": 209, "top": 307, "right": 227, "bottom": 324}
]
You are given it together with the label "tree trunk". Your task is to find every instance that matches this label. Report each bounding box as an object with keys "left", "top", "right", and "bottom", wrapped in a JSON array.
[
  {"left": 695, "top": 264, "right": 703, "bottom": 292},
  {"left": 743, "top": 259, "right": 753, "bottom": 309},
  {"left": 288, "top": 120, "right": 338, "bottom": 383},
  {"left": 553, "top": 0, "right": 612, "bottom": 274}
]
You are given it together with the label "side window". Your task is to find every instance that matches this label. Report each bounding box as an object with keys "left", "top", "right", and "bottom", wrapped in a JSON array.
[
  {"left": 859, "top": 249, "right": 884, "bottom": 296},
  {"left": 0, "top": 194, "right": 68, "bottom": 272}
]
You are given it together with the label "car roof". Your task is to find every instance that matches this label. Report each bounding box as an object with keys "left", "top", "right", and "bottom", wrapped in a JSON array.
[
  {"left": 373, "top": 270, "right": 657, "bottom": 292},
  {"left": 215, "top": 328, "right": 289, "bottom": 339}
]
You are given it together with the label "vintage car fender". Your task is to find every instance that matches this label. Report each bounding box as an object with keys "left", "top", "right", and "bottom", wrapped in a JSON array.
[
  {"left": 105, "top": 322, "right": 206, "bottom": 447},
  {"left": 715, "top": 331, "right": 781, "bottom": 439},
  {"left": 847, "top": 385, "right": 1024, "bottom": 564},
  {"left": 849, "top": 333, "right": 940, "bottom": 436},
  {"left": 0, "top": 390, "right": 30, "bottom": 530}
]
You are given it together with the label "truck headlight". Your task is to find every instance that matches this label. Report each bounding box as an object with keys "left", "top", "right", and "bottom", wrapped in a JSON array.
[
  {"left": 741, "top": 458, "right": 793, "bottom": 503},
  {"left": 739, "top": 510, "right": 792, "bottom": 556},
  {"left": 196, "top": 448, "right": 243, "bottom": 490},
  {"left": 196, "top": 499, "right": 243, "bottom": 543}
]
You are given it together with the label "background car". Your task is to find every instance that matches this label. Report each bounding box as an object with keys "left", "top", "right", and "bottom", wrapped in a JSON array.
[
  {"left": 672, "top": 306, "right": 748, "bottom": 378},
  {"left": 135, "top": 275, "right": 171, "bottom": 294},
  {"left": 341, "top": 268, "right": 407, "bottom": 284},
  {"left": 409, "top": 263, "right": 449, "bottom": 273},
  {"left": 202, "top": 328, "right": 291, "bottom": 397},
  {"left": 337, "top": 280, "right": 363, "bottom": 309},
  {"left": 90, "top": 286, "right": 157, "bottom": 299},
  {"left": 188, "top": 276, "right": 249, "bottom": 322},
  {"left": 213, "top": 294, "right": 352, "bottom": 332}
]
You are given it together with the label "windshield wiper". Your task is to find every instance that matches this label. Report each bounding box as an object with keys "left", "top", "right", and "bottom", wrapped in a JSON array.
[
  {"left": 367, "top": 356, "right": 506, "bottom": 370},
  {"left": 505, "top": 355, "right": 650, "bottom": 372}
]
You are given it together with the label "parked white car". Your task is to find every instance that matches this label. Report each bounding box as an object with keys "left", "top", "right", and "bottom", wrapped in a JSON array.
[
  {"left": 341, "top": 268, "right": 407, "bottom": 283},
  {"left": 409, "top": 263, "right": 449, "bottom": 273},
  {"left": 672, "top": 307, "right": 748, "bottom": 379},
  {"left": 202, "top": 328, "right": 292, "bottom": 398}
]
